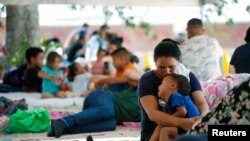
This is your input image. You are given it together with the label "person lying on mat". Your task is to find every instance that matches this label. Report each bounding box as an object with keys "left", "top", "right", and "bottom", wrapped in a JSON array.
[{"left": 47, "top": 47, "right": 142, "bottom": 138}]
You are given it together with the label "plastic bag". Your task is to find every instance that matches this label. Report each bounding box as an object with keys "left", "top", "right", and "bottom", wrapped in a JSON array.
[{"left": 4, "top": 108, "right": 50, "bottom": 133}]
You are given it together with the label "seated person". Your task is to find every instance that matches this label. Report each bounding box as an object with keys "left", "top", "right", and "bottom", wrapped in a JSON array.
[
  {"left": 39, "top": 52, "right": 69, "bottom": 99},
  {"left": 66, "top": 29, "right": 87, "bottom": 62},
  {"left": 91, "top": 48, "right": 108, "bottom": 75},
  {"left": 150, "top": 74, "right": 200, "bottom": 141},
  {"left": 1, "top": 47, "right": 43, "bottom": 92},
  {"left": 68, "top": 62, "right": 91, "bottom": 97},
  {"left": 95, "top": 47, "right": 141, "bottom": 92}
]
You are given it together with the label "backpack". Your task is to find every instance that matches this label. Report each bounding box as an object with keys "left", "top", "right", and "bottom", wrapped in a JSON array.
[
  {"left": 2, "top": 64, "right": 27, "bottom": 88},
  {"left": 0, "top": 96, "right": 28, "bottom": 115}
]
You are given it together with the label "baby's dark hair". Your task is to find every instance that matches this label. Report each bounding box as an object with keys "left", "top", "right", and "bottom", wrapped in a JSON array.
[
  {"left": 165, "top": 73, "right": 191, "bottom": 96},
  {"left": 25, "top": 47, "right": 43, "bottom": 63},
  {"left": 68, "top": 63, "right": 78, "bottom": 82},
  {"left": 46, "top": 52, "right": 62, "bottom": 67},
  {"left": 154, "top": 38, "right": 181, "bottom": 61}
]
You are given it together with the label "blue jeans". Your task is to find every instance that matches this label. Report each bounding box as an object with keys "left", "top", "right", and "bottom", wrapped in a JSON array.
[
  {"left": 108, "top": 84, "right": 129, "bottom": 92},
  {"left": 61, "top": 88, "right": 116, "bottom": 133},
  {"left": 174, "top": 133, "right": 208, "bottom": 141}
]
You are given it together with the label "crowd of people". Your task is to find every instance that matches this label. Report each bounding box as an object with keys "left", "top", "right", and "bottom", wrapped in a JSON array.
[{"left": 0, "top": 18, "right": 249, "bottom": 141}]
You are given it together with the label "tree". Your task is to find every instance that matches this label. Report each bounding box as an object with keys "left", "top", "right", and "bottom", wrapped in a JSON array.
[
  {"left": 3, "top": 5, "right": 39, "bottom": 68},
  {"left": 201, "top": 0, "right": 250, "bottom": 25}
]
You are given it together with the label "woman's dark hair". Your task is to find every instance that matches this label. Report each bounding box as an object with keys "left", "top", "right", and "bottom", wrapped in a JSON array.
[
  {"left": 106, "top": 32, "right": 118, "bottom": 42},
  {"left": 46, "top": 52, "right": 62, "bottom": 67},
  {"left": 154, "top": 38, "right": 181, "bottom": 61},
  {"left": 109, "top": 36, "right": 123, "bottom": 48},
  {"left": 43, "top": 38, "right": 61, "bottom": 46},
  {"left": 244, "top": 27, "right": 250, "bottom": 43},
  {"left": 68, "top": 63, "right": 77, "bottom": 82},
  {"left": 129, "top": 54, "right": 139, "bottom": 64},
  {"left": 166, "top": 73, "right": 191, "bottom": 96}
]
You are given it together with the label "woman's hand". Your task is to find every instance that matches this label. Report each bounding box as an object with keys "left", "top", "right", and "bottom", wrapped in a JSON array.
[{"left": 192, "top": 116, "right": 203, "bottom": 129}]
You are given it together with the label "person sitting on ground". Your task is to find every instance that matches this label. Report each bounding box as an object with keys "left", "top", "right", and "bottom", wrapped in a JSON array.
[
  {"left": 1, "top": 47, "right": 44, "bottom": 92},
  {"left": 85, "top": 25, "right": 109, "bottom": 62},
  {"left": 95, "top": 47, "right": 141, "bottom": 92},
  {"left": 66, "top": 29, "right": 87, "bottom": 62},
  {"left": 91, "top": 48, "right": 108, "bottom": 75},
  {"left": 67, "top": 62, "right": 91, "bottom": 97},
  {"left": 150, "top": 74, "right": 200, "bottom": 141},
  {"left": 103, "top": 36, "right": 124, "bottom": 76},
  {"left": 39, "top": 52, "right": 69, "bottom": 99},
  {"left": 138, "top": 38, "right": 209, "bottom": 141},
  {"left": 63, "top": 23, "right": 89, "bottom": 51},
  {"left": 229, "top": 26, "right": 250, "bottom": 74},
  {"left": 47, "top": 69, "right": 142, "bottom": 138}
]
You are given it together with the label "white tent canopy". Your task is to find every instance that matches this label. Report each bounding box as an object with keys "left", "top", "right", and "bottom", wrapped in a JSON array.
[{"left": 1, "top": 0, "right": 212, "bottom": 6}]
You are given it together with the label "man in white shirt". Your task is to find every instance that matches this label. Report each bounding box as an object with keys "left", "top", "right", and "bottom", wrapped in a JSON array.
[{"left": 180, "top": 18, "right": 223, "bottom": 81}]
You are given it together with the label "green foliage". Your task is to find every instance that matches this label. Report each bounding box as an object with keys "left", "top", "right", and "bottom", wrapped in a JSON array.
[
  {"left": 8, "top": 39, "right": 29, "bottom": 67},
  {"left": 139, "top": 21, "right": 151, "bottom": 35},
  {"left": 246, "top": 5, "right": 250, "bottom": 13},
  {"left": 6, "top": 37, "right": 61, "bottom": 68},
  {"left": 103, "top": 6, "right": 113, "bottom": 24},
  {"left": 226, "top": 18, "right": 234, "bottom": 26},
  {"left": 208, "top": 0, "right": 249, "bottom": 25},
  {"left": 40, "top": 36, "right": 61, "bottom": 55}
]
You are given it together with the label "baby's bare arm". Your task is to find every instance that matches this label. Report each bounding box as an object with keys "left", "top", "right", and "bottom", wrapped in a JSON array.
[{"left": 173, "top": 106, "right": 187, "bottom": 118}]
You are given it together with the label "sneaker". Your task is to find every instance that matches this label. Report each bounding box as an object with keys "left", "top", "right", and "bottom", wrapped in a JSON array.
[
  {"left": 87, "top": 135, "right": 94, "bottom": 141},
  {"left": 52, "top": 120, "right": 66, "bottom": 138},
  {"left": 0, "top": 116, "right": 9, "bottom": 131},
  {"left": 47, "top": 120, "right": 55, "bottom": 137}
]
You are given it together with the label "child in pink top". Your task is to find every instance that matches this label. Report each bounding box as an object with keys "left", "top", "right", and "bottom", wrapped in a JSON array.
[{"left": 91, "top": 48, "right": 107, "bottom": 75}]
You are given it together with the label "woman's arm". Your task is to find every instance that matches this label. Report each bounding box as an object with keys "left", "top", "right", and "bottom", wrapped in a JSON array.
[
  {"left": 140, "top": 95, "right": 195, "bottom": 131},
  {"left": 191, "top": 91, "right": 209, "bottom": 128},
  {"left": 188, "top": 72, "right": 209, "bottom": 127},
  {"left": 189, "top": 72, "right": 209, "bottom": 117},
  {"left": 192, "top": 90, "right": 209, "bottom": 117}
]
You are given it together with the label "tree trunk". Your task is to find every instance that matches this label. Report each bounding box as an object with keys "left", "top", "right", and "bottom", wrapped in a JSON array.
[{"left": 4, "top": 5, "right": 39, "bottom": 68}]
